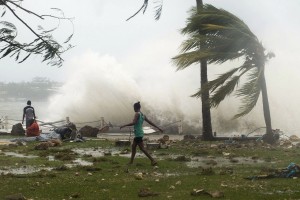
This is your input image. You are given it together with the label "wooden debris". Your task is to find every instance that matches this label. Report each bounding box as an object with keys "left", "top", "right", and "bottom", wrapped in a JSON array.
[
  {"left": 115, "top": 140, "right": 131, "bottom": 147},
  {"left": 146, "top": 143, "right": 160, "bottom": 150}
]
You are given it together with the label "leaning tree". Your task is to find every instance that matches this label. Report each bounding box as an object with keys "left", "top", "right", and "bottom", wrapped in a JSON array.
[
  {"left": 173, "top": 4, "right": 276, "bottom": 144},
  {"left": 0, "top": 0, "right": 73, "bottom": 67}
]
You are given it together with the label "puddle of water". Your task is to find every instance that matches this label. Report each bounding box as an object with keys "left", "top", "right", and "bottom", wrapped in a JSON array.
[
  {"left": 72, "top": 148, "right": 145, "bottom": 158},
  {"left": 73, "top": 148, "right": 105, "bottom": 157},
  {"left": 0, "top": 166, "right": 53, "bottom": 175},
  {"left": 152, "top": 171, "right": 185, "bottom": 177},
  {"left": 48, "top": 155, "right": 55, "bottom": 161},
  {"left": 186, "top": 156, "right": 269, "bottom": 168},
  {"left": 4, "top": 152, "right": 38, "bottom": 158},
  {"left": 65, "top": 158, "right": 93, "bottom": 168}
]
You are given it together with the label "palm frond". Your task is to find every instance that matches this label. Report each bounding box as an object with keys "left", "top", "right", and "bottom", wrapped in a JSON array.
[
  {"left": 172, "top": 51, "right": 208, "bottom": 70},
  {"left": 154, "top": 0, "right": 163, "bottom": 20},
  {"left": 209, "top": 75, "right": 240, "bottom": 107},
  {"left": 192, "top": 67, "right": 240, "bottom": 98},
  {"left": 176, "top": 5, "right": 262, "bottom": 67},
  {"left": 208, "top": 67, "right": 241, "bottom": 92},
  {"left": 234, "top": 68, "right": 262, "bottom": 118},
  {"left": 126, "top": 0, "right": 149, "bottom": 21},
  {"left": 182, "top": 5, "right": 258, "bottom": 45}
]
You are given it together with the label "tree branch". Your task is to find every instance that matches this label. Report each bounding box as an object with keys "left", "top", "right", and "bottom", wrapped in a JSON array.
[
  {"left": 41, "top": 14, "right": 74, "bottom": 20},
  {"left": 126, "top": 0, "right": 148, "bottom": 21},
  {"left": 0, "top": 37, "right": 30, "bottom": 52},
  {"left": 6, "top": 0, "right": 44, "bottom": 19},
  {"left": 3, "top": 3, "right": 63, "bottom": 60}
]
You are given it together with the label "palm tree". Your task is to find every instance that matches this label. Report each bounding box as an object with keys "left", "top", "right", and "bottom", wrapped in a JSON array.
[
  {"left": 173, "top": 4, "right": 276, "bottom": 144},
  {"left": 127, "top": 0, "right": 214, "bottom": 140},
  {"left": 196, "top": 0, "right": 213, "bottom": 140}
]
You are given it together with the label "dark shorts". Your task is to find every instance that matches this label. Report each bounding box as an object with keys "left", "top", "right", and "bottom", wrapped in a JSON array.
[
  {"left": 134, "top": 137, "right": 143, "bottom": 144},
  {"left": 26, "top": 118, "right": 34, "bottom": 128}
]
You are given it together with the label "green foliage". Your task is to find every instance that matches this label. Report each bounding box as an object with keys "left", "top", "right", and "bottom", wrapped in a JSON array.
[{"left": 0, "top": 0, "right": 73, "bottom": 67}]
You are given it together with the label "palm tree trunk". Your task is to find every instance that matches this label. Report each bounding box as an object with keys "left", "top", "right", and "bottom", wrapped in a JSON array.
[
  {"left": 261, "top": 69, "right": 274, "bottom": 144},
  {"left": 200, "top": 60, "right": 213, "bottom": 140},
  {"left": 197, "top": 0, "right": 213, "bottom": 140}
]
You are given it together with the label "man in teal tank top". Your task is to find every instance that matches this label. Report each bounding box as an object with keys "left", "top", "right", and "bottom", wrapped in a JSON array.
[
  {"left": 120, "top": 102, "right": 163, "bottom": 166},
  {"left": 134, "top": 112, "right": 144, "bottom": 138}
]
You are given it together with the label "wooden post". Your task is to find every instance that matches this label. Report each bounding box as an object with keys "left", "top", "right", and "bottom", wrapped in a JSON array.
[
  {"left": 100, "top": 117, "right": 105, "bottom": 129},
  {"left": 66, "top": 117, "right": 70, "bottom": 124},
  {"left": 0, "top": 117, "right": 3, "bottom": 129},
  {"left": 178, "top": 120, "right": 183, "bottom": 134},
  {"left": 4, "top": 116, "right": 8, "bottom": 131}
]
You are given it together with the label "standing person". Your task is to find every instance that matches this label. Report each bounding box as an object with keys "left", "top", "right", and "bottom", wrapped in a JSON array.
[
  {"left": 22, "top": 100, "right": 36, "bottom": 128},
  {"left": 120, "top": 102, "right": 163, "bottom": 166}
]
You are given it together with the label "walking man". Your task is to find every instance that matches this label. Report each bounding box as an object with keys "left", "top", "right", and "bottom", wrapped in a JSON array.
[{"left": 120, "top": 102, "right": 163, "bottom": 166}]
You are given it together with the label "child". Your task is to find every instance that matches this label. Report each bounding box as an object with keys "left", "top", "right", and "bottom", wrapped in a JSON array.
[{"left": 120, "top": 102, "right": 163, "bottom": 166}]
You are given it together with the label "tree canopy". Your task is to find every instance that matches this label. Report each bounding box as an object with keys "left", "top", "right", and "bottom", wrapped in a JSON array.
[
  {"left": 0, "top": 0, "right": 73, "bottom": 67},
  {"left": 173, "top": 4, "right": 275, "bottom": 118}
]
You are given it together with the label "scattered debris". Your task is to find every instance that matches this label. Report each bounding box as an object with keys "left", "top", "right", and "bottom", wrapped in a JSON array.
[
  {"left": 115, "top": 140, "right": 131, "bottom": 147},
  {"left": 79, "top": 125, "right": 99, "bottom": 137},
  {"left": 10, "top": 123, "right": 25, "bottom": 136},
  {"left": 183, "top": 135, "right": 196, "bottom": 140},
  {"left": 169, "top": 185, "right": 175, "bottom": 189},
  {"left": 158, "top": 135, "right": 171, "bottom": 149},
  {"left": 199, "top": 167, "right": 215, "bottom": 175},
  {"left": 146, "top": 143, "right": 160, "bottom": 150},
  {"left": 175, "top": 180, "right": 182, "bottom": 185},
  {"left": 289, "top": 135, "right": 300, "bottom": 141},
  {"left": 191, "top": 189, "right": 224, "bottom": 198},
  {"left": 134, "top": 172, "right": 143, "bottom": 180},
  {"left": 219, "top": 167, "right": 233, "bottom": 175},
  {"left": 70, "top": 193, "right": 80, "bottom": 198},
  {"left": 210, "top": 191, "right": 225, "bottom": 198},
  {"left": 246, "top": 162, "right": 300, "bottom": 180},
  {"left": 173, "top": 155, "right": 191, "bottom": 162},
  {"left": 191, "top": 188, "right": 206, "bottom": 196},
  {"left": 34, "top": 139, "right": 61, "bottom": 150},
  {"left": 205, "top": 159, "right": 218, "bottom": 166},
  {"left": 4, "top": 193, "right": 26, "bottom": 200},
  {"left": 138, "top": 188, "right": 159, "bottom": 197}
]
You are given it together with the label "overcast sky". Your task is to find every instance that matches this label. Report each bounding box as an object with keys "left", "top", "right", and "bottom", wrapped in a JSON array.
[{"left": 1, "top": 0, "right": 300, "bottom": 135}]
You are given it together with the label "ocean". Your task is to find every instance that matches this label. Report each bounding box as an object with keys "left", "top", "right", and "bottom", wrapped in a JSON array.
[{"left": 0, "top": 100, "right": 49, "bottom": 131}]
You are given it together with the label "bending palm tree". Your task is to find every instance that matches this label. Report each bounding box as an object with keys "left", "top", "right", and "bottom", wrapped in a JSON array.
[{"left": 173, "top": 4, "right": 276, "bottom": 144}]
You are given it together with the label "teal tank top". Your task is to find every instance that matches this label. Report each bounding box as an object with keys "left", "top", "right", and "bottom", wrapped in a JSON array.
[{"left": 134, "top": 112, "right": 144, "bottom": 137}]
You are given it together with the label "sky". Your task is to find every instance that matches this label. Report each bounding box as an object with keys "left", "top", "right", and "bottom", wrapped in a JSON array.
[{"left": 1, "top": 0, "right": 300, "bottom": 135}]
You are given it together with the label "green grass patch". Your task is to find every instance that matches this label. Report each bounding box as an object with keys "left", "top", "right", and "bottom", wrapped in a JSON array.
[{"left": 1, "top": 137, "right": 300, "bottom": 199}]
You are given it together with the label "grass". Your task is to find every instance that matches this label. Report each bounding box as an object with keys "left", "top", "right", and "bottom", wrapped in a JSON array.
[{"left": 1, "top": 136, "right": 300, "bottom": 199}]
